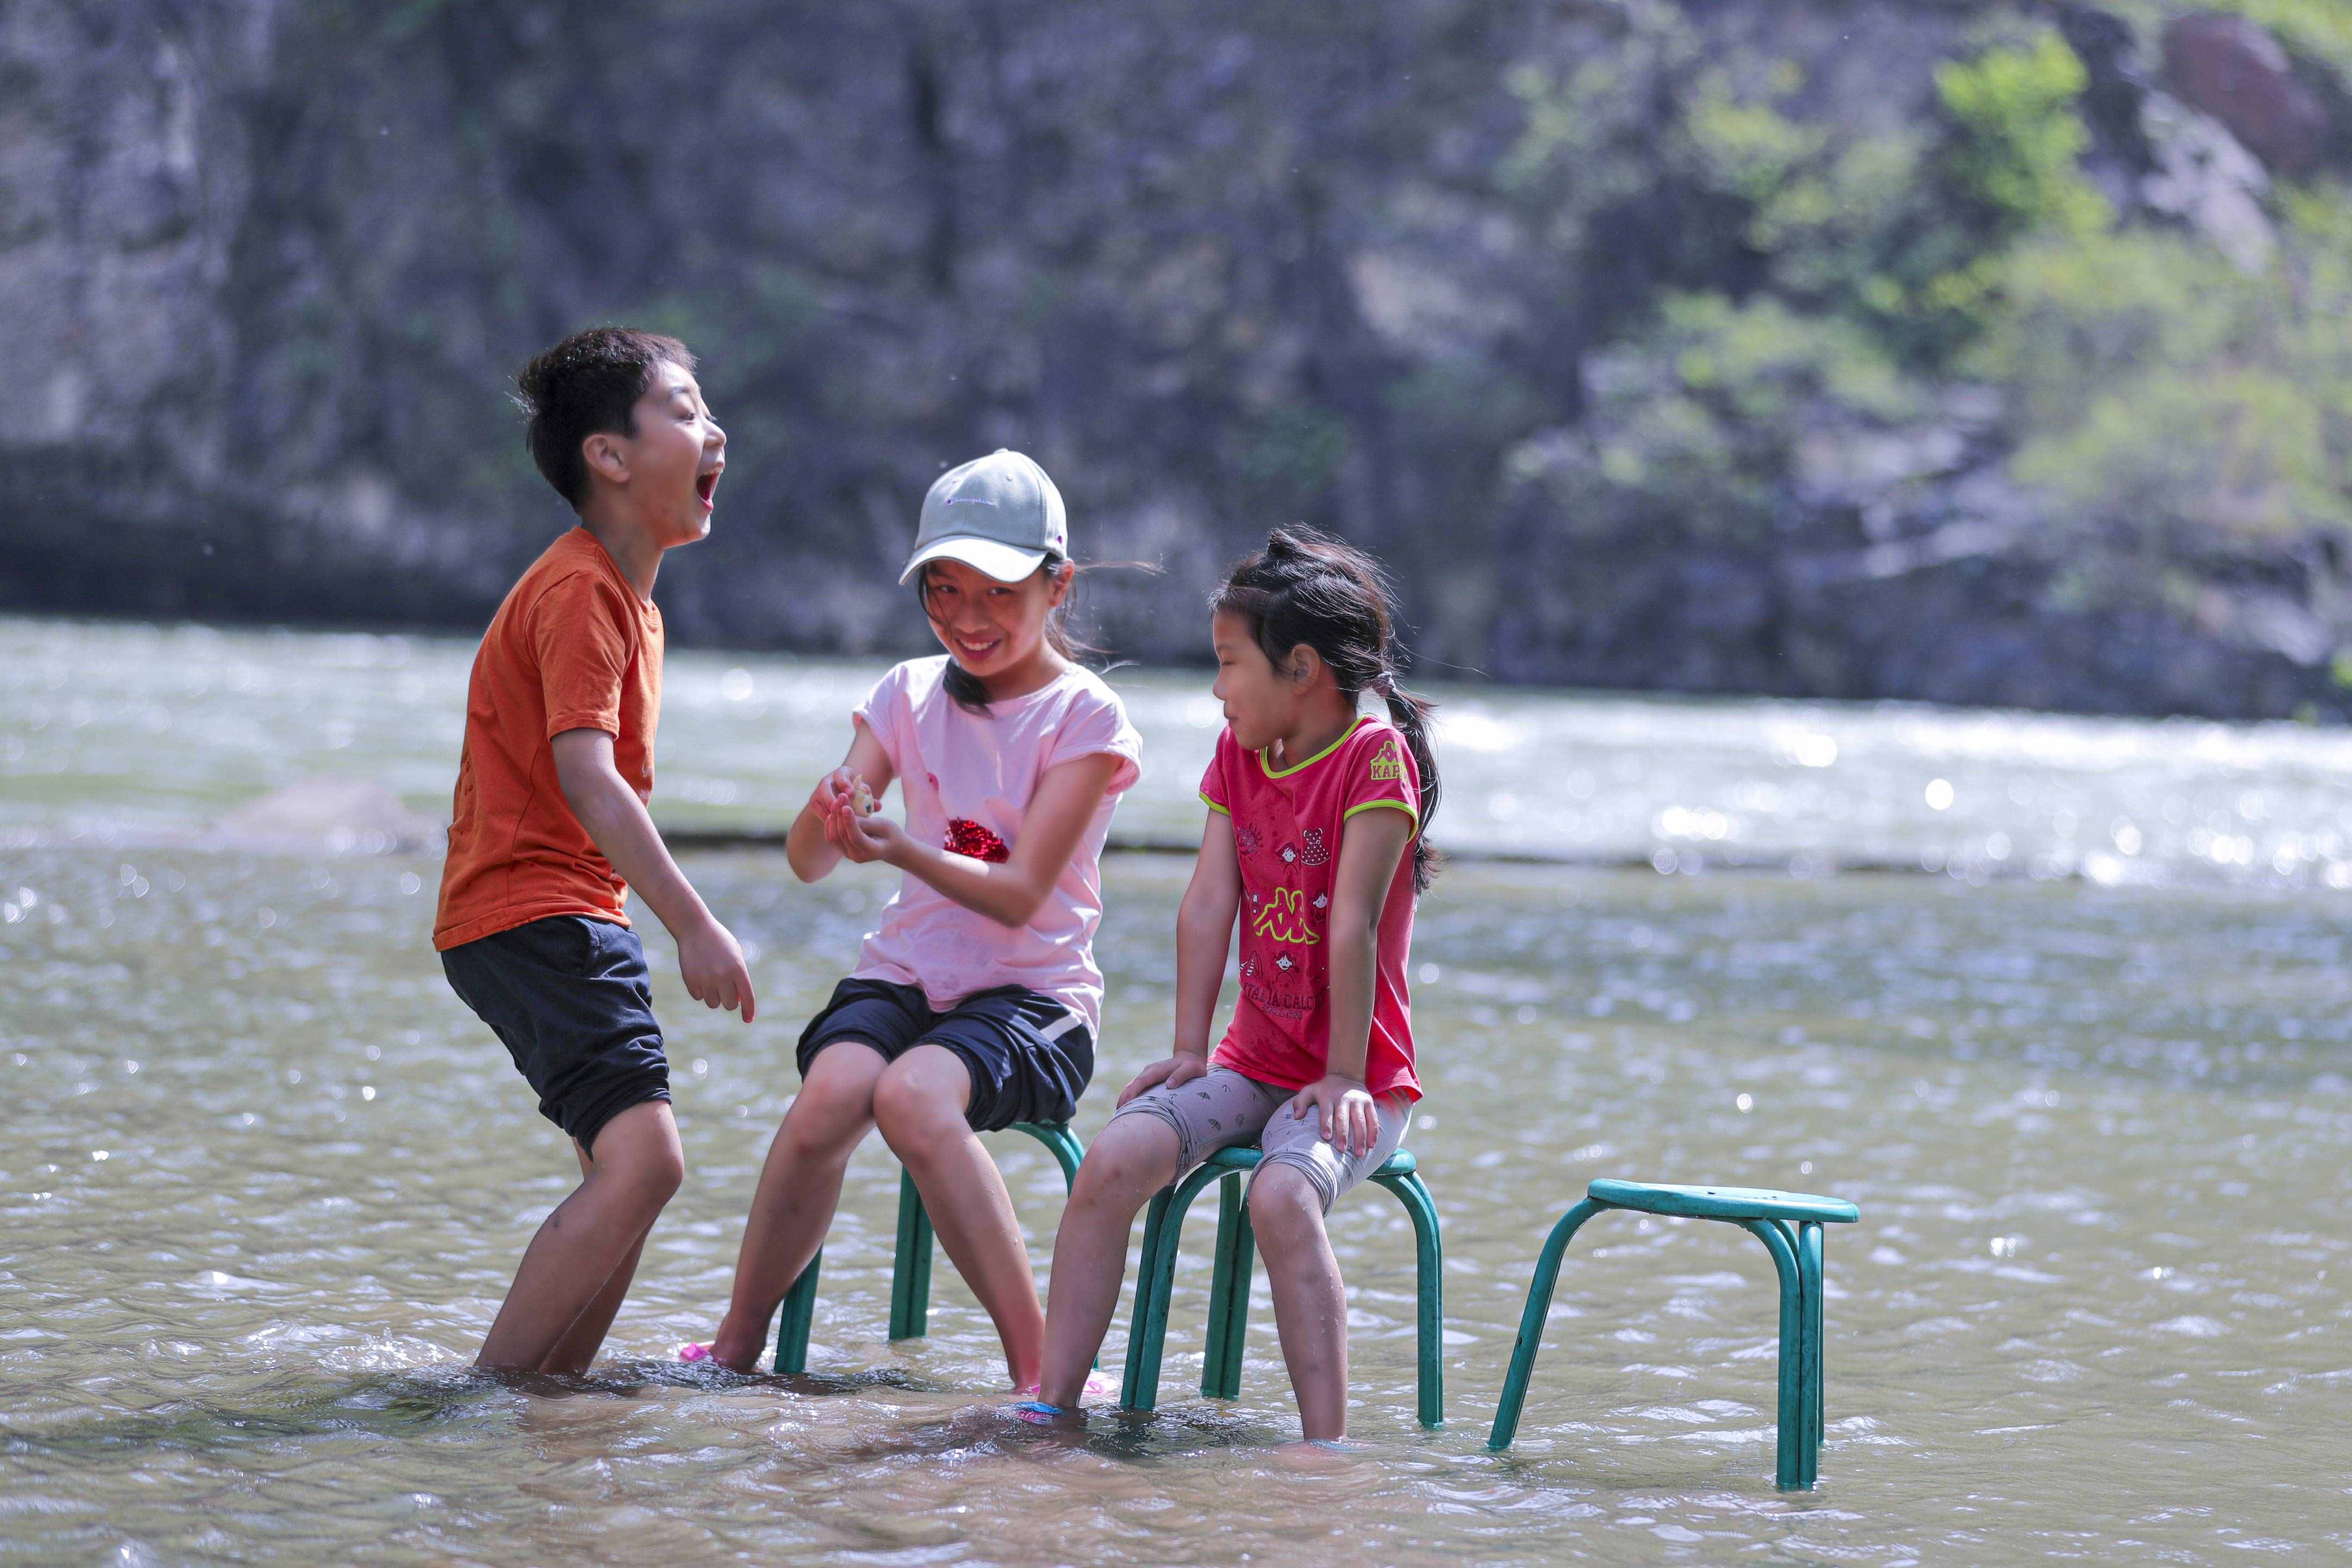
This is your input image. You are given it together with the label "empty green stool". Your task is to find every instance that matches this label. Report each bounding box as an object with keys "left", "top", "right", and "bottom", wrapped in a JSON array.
[
  {"left": 1487, "top": 1178, "right": 1859, "bottom": 1489},
  {"left": 774, "top": 1120, "right": 1086, "bottom": 1373},
  {"left": 1118, "top": 1145, "right": 1445, "bottom": 1428}
]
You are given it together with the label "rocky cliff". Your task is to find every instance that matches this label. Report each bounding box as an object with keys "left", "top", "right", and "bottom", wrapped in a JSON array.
[{"left": 4, "top": 0, "right": 2350, "bottom": 719}]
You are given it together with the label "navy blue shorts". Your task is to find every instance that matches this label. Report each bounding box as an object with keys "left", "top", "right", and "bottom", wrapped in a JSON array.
[
  {"left": 441, "top": 915, "right": 671, "bottom": 1152},
  {"left": 796, "top": 978, "right": 1093, "bottom": 1132}
]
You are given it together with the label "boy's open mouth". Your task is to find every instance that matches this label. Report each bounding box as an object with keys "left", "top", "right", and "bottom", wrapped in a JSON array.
[{"left": 695, "top": 467, "right": 722, "bottom": 509}]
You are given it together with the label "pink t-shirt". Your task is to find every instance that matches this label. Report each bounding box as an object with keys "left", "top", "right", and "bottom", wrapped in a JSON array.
[
  {"left": 851, "top": 657, "right": 1143, "bottom": 1030},
  {"left": 1200, "top": 714, "right": 1422, "bottom": 1101}
]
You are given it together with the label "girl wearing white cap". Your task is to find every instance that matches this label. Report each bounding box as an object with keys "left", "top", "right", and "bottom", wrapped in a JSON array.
[{"left": 684, "top": 450, "right": 1139, "bottom": 1395}]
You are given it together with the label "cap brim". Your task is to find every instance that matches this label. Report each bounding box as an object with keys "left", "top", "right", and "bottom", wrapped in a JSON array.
[{"left": 899, "top": 536, "right": 1050, "bottom": 585}]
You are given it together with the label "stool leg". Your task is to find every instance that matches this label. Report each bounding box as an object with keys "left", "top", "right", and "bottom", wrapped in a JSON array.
[
  {"left": 1015, "top": 1121, "right": 1087, "bottom": 1192},
  {"left": 1201, "top": 1173, "right": 1257, "bottom": 1399},
  {"left": 889, "top": 1169, "right": 933, "bottom": 1342},
  {"left": 1377, "top": 1170, "right": 1447, "bottom": 1429},
  {"left": 1741, "top": 1219, "right": 1806, "bottom": 1491},
  {"left": 1120, "top": 1188, "right": 1174, "bottom": 1409},
  {"left": 1119, "top": 1164, "right": 1223, "bottom": 1414},
  {"left": 1487, "top": 1197, "right": 1605, "bottom": 1451},
  {"left": 774, "top": 1248, "right": 820, "bottom": 1375},
  {"left": 1218, "top": 1193, "right": 1257, "bottom": 1398},
  {"left": 1127, "top": 1186, "right": 1186, "bottom": 1413},
  {"left": 1800, "top": 1220, "right": 1825, "bottom": 1485}
]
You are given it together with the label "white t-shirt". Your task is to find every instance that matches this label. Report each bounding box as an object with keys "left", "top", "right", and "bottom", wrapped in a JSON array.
[{"left": 850, "top": 656, "right": 1143, "bottom": 1031}]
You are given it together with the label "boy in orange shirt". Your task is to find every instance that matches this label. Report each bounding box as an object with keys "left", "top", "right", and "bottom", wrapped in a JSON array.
[{"left": 435, "top": 327, "right": 755, "bottom": 1372}]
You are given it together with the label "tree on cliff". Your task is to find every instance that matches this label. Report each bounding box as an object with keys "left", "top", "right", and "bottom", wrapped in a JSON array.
[{"left": 3, "top": 0, "right": 2349, "bottom": 719}]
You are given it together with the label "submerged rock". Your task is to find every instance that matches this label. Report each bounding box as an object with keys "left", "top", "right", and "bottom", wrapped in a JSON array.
[{"left": 214, "top": 778, "right": 443, "bottom": 856}]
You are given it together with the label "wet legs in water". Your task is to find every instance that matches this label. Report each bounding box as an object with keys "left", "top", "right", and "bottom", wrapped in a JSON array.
[
  {"left": 1039, "top": 1112, "right": 1184, "bottom": 1407},
  {"left": 870, "top": 1045, "right": 1048, "bottom": 1391},
  {"left": 1247, "top": 1164, "right": 1351, "bottom": 1442},
  {"left": 476, "top": 1098, "right": 684, "bottom": 1373},
  {"left": 703, "top": 1042, "right": 886, "bottom": 1370}
]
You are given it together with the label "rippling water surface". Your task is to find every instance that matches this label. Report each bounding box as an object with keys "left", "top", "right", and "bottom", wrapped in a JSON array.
[{"left": 4, "top": 618, "right": 2350, "bottom": 1563}]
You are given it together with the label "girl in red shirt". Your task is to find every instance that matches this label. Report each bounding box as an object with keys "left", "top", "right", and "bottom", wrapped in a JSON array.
[{"left": 1027, "top": 527, "right": 1442, "bottom": 1443}]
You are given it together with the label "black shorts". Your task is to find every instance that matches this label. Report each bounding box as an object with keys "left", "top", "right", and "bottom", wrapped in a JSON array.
[
  {"left": 441, "top": 915, "right": 671, "bottom": 1152},
  {"left": 796, "top": 978, "right": 1093, "bottom": 1132}
]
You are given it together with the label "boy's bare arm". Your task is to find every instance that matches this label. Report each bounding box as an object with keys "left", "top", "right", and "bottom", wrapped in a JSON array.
[{"left": 551, "top": 728, "right": 755, "bottom": 1020}]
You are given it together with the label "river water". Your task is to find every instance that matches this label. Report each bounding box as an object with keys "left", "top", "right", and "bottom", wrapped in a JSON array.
[{"left": 3, "top": 617, "right": 2348, "bottom": 1563}]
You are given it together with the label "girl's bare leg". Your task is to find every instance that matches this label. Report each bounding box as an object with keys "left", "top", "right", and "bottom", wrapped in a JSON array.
[
  {"left": 1037, "top": 1113, "right": 1181, "bottom": 1407},
  {"left": 871, "top": 1045, "right": 1051, "bottom": 1389},
  {"left": 477, "top": 1099, "right": 684, "bottom": 1372},
  {"left": 704, "top": 1041, "right": 889, "bottom": 1370},
  {"left": 1248, "top": 1163, "right": 1350, "bottom": 1441}
]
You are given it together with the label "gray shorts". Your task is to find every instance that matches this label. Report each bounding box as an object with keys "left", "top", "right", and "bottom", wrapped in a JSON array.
[{"left": 1107, "top": 1065, "right": 1412, "bottom": 1212}]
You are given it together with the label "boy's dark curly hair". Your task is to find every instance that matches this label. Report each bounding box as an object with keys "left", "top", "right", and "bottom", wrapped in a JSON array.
[{"left": 515, "top": 327, "right": 694, "bottom": 506}]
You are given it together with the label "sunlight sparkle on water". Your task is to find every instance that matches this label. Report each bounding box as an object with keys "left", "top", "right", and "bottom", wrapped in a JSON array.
[{"left": 3, "top": 621, "right": 2352, "bottom": 1563}]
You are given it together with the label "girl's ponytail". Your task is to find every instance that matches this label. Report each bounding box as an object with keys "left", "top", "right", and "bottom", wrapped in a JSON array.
[
  {"left": 1215, "top": 527, "right": 1444, "bottom": 894},
  {"left": 1374, "top": 673, "right": 1444, "bottom": 895}
]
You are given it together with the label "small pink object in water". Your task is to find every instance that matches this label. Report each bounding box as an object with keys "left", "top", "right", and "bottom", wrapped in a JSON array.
[
  {"left": 1016, "top": 1370, "right": 1116, "bottom": 1402},
  {"left": 678, "top": 1342, "right": 714, "bottom": 1363}
]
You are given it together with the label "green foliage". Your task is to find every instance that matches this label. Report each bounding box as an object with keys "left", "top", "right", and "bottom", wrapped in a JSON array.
[
  {"left": 1684, "top": 75, "right": 1828, "bottom": 205},
  {"left": 1980, "top": 208, "right": 2352, "bottom": 543},
  {"left": 2233, "top": 0, "right": 2352, "bottom": 76},
  {"left": 1538, "top": 294, "right": 1928, "bottom": 543},
  {"left": 1934, "top": 32, "right": 2108, "bottom": 243},
  {"left": 1497, "top": 0, "right": 2352, "bottom": 665},
  {"left": 1503, "top": 20, "right": 2112, "bottom": 365},
  {"left": 1879, "top": 30, "right": 2112, "bottom": 360},
  {"left": 1662, "top": 293, "right": 1921, "bottom": 426}
]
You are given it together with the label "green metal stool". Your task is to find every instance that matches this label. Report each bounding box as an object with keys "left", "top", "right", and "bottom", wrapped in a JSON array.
[
  {"left": 1487, "top": 1178, "right": 1860, "bottom": 1489},
  {"left": 773, "top": 1120, "right": 1086, "bottom": 1373},
  {"left": 1118, "top": 1145, "right": 1445, "bottom": 1428}
]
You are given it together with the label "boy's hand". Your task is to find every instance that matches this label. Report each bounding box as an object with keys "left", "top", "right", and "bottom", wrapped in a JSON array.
[
  {"left": 676, "top": 915, "right": 756, "bottom": 1022},
  {"left": 1286, "top": 1074, "right": 1378, "bottom": 1158},
  {"left": 1118, "top": 1051, "right": 1209, "bottom": 1107}
]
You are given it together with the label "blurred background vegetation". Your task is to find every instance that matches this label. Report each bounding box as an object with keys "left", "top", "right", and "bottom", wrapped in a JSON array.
[{"left": 4, "top": 0, "right": 2350, "bottom": 718}]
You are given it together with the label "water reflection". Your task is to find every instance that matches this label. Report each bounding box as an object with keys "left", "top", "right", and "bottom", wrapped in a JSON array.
[
  {"left": 2, "top": 842, "right": 2347, "bottom": 1560},
  {"left": 12, "top": 617, "right": 2352, "bottom": 889}
]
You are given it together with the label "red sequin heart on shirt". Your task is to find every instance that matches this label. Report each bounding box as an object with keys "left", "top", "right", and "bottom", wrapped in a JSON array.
[{"left": 945, "top": 818, "right": 1011, "bottom": 863}]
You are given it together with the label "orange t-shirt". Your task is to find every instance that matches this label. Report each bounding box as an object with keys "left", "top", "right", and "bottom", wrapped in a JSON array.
[{"left": 433, "top": 528, "right": 662, "bottom": 951}]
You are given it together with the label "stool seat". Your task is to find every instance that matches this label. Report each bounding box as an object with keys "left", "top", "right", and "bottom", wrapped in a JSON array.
[
  {"left": 1587, "top": 1179, "right": 1859, "bottom": 1226},
  {"left": 1197, "top": 1145, "right": 1418, "bottom": 1178}
]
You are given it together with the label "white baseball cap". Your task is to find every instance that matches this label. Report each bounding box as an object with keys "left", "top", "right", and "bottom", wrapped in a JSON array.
[{"left": 899, "top": 448, "right": 1069, "bottom": 584}]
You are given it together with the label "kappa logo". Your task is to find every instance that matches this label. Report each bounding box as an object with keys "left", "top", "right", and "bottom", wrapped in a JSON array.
[
  {"left": 1369, "top": 742, "right": 1404, "bottom": 783},
  {"left": 944, "top": 494, "right": 1000, "bottom": 507},
  {"left": 1250, "top": 886, "right": 1319, "bottom": 945}
]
